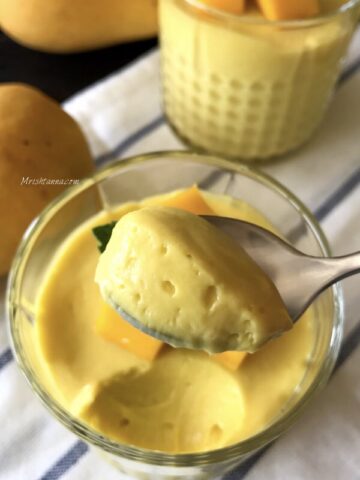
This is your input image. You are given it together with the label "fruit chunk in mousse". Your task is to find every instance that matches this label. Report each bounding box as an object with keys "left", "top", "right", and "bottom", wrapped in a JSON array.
[{"left": 200, "top": 0, "right": 320, "bottom": 20}]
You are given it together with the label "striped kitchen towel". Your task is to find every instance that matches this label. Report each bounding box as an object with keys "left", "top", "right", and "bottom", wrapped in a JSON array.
[{"left": 1, "top": 28, "right": 360, "bottom": 480}]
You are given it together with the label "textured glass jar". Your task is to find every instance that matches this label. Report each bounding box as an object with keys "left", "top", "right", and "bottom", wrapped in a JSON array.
[
  {"left": 8, "top": 152, "right": 343, "bottom": 479},
  {"left": 159, "top": 0, "right": 360, "bottom": 161}
]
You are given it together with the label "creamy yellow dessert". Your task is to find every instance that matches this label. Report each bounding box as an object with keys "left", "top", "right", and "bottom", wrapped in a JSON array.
[
  {"left": 35, "top": 188, "right": 314, "bottom": 453},
  {"left": 96, "top": 207, "right": 291, "bottom": 352},
  {"left": 160, "top": 0, "right": 357, "bottom": 160}
]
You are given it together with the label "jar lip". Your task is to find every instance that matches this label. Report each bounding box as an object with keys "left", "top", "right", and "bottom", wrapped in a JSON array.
[
  {"left": 7, "top": 151, "right": 344, "bottom": 467},
  {"left": 182, "top": 0, "right": 360, "bottom": 27}
]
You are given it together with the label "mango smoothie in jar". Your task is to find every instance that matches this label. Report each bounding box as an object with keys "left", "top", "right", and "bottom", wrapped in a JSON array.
[{"left": 159, "top": 0, "right": 359, "bottom": 161}]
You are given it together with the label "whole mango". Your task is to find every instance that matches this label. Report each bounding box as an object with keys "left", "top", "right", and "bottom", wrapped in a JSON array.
[
  {"left": 0, "top": 0, "right": 158, "bottom": 53},
  {"left": 0, "top": 83, "right": 94, "bottom": 274}
]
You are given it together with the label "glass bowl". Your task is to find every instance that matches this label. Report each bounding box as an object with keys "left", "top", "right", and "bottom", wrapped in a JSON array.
[{"left": 7, "top": 151, "right": 343, "bottom": 479}]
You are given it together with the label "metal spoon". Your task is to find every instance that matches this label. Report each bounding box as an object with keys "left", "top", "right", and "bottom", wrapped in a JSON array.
[{"left": 108, "top": 216, "right": 360, "bottom": 347}]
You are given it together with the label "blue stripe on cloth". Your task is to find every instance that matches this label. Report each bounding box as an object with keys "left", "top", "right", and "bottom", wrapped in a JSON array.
[
  {"left": 335, "top": 320, "right": 360, "bottom": 370},
  {"left": 223, "top": 446, "right": 271, "bottom": 480},
  {"left": 338, "top": 56, "right": 360, "bottom": 85},
  {"left": 0, "top": 348, "right": 13, "bottom": 371},
  {"left": 95, "top": 114, "right": 165, "bottom": 167},
  {"left": 224, "top": 319, "right": 360, "bottom": 480},
  {"left": 39, "top": 440, "right": 89, "bottom": 480},
  {"left": 314, "top": 167, "right": 360, "bottom": 222}
]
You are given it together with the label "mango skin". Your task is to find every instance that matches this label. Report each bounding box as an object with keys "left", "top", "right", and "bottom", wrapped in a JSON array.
[
  {"left": 0, "top": 83, "right": 94, "bottom": 275},
  {"left": 0, "top": 0, "right": 158, "bottom": 53}
]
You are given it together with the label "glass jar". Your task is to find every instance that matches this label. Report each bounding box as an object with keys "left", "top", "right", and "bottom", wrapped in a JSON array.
[
  {"left": 7, "top": 152, "right": 343, "bottom": 479},
  {"left": 159, "top": 0, "right": 360, "bottom": 161}
]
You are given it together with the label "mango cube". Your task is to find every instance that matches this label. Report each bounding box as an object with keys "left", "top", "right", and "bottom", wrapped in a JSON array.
[
  {"left": 257, "top": 0, "right": 320, "bottom": 20},
  {"left": 213, "top": 351, "right": 247, "bottom": 370},
  {"left": 157, "top": 185, "right": 215, "bottom": 215},
  {"left": 199, "top": 0, "right": 245, "bottom": 14},
  {"left": 96, "top": 302, "right": 163, "bottom": 362}
]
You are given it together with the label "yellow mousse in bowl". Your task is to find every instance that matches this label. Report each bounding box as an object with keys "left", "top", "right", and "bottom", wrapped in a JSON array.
[
  {"left": 160, "top": 0, "right": 358, "bottom": 160},
  {"left": 35, "top": 187, "right": 314, "bottom": 453}
]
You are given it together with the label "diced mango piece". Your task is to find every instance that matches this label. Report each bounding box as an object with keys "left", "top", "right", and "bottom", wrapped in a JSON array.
[
  {"left": 157, "top": 185, "right": 215, "bottom": 215},
  {"left": 95, "top": 302, "right": 163, "bottom": 362},
  {"left": 213, "top": 351, "right": 247, "bottom": 370},
  {"left": 199, "top": 0, "right": 245, "bottom": 14},
  {"left": 256, "top": 0, "right": 320, "bottom": 20}
]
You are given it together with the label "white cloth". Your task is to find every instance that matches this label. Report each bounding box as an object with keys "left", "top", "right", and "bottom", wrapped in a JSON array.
[{"left": 1, "top": 27, "right": 360, "bottom": 480}]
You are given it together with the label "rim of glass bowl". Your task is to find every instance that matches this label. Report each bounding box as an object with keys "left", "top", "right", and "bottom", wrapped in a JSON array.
[
  {"left": 183, "top": 0, "right": 360, "bottom": 27},
  {"left": 7, "top": 151, "right": 344, "bottom": 467}
]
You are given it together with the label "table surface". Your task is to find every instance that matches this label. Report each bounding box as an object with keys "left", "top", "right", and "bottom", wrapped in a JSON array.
[{"left": 0, "top": 31, "right": 157, "bottom": 102}]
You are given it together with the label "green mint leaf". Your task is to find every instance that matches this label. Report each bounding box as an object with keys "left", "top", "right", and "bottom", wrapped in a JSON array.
[{"left": 92, "top": 221, "right": 117, "bottom": 253}]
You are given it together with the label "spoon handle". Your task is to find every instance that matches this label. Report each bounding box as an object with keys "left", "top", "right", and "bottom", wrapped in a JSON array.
[
  {"left": 316, "top": 251, "right": 360, "bottom": 285},
  {"left": 285, "top": 251, "right": 360, "bottom": 322}
]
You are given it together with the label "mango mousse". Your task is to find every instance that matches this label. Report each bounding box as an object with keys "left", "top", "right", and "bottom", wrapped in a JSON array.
[
  {"left": 95, "top": 207, "right": 292, "bottom": 353},
  {"left": 35, "top": 186, "right": 314, "bottom": 453},
  {"left": 160, "top": 0, "right": 356, "bottom": 160}
]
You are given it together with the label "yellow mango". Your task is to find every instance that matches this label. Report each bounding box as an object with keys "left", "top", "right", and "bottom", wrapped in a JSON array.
[
  {"left": 213, "top": 351, "right": 247, "bottom": 370},
  {"left": 256, "top": 0, "right": 320, "bottom": 20},
  {"left": 157, "top": 185, "right": 215, "bottom": 215},
  {"left": 96, "top": 302, "right": 163, "bottom": 362},
  {"left": 0, "top": 0, "right": 158, "bottom": 53},
  {"left": 0, "top": 84, "right": 93, "bottom": 275},
  {"left": 199, "top": 0, "right": 245, "bottom": 14}
]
